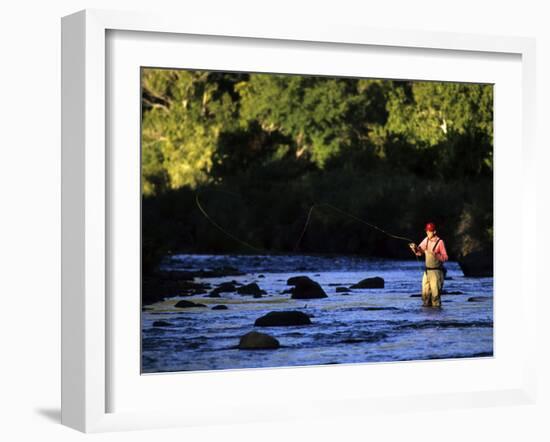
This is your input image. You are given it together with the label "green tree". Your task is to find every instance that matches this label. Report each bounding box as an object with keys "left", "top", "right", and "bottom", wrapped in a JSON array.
[
  {"left": 381, "top": 81, "right": 493, "bottom": 177},
  {"left": 141, "top": 69, "right": 243, "bottom": 195},
  {"left": 238, "top": 74, "right": 362, "bottom": 168}
]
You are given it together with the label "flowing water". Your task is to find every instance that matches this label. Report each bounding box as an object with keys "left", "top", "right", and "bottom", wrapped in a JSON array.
[{"left": 141, "top": 254, "right": 493, "bottom": 373}]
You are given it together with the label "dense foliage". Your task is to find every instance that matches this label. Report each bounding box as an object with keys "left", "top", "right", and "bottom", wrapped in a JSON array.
[{"left": 141, "top": 68, "right": 493, "bottom": 273}]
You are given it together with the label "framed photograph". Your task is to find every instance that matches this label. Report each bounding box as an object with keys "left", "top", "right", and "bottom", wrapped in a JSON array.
[{"left": 61, "top": 9, "right": 537, "bottom": 433}]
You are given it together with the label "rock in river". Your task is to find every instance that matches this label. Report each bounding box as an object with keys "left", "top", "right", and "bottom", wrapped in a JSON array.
[
  {"left": 350, "top": 277, "right": 385, "bottom": 289},
  {"left": 467, "top": 296, "right": 491, "bottom": 302},
  {"left": 153, "top": 320, "right": 172, "bottom": 327},
  {"left": 238, "top": 331, "right": 280, "bottom": 350},
  {"left": 254, "top": 310, "right": 312, "bottom": 326},
  {"left": 237, "top": 283, "right": 267, "bottom": 296},
  {"left": 458, "top": 250, "right": 493, "bottom": 277},
  {"left": 208, "top": 281, "right": 239, "bottom": 297},
  {"left": 174, "top": 300, "right": 207, "bottom": 308},
  {"left": 215, "top": 281, "right": 238, "bottom": 292},
  {"left": 336, "top": 286, "right": 351, "bottom": 293},
  {"left": 211, "top": 305, "right": 228, "bottom": 310},
  {"left": 286, "top": 276, "right": 327, "bottom": 299}
]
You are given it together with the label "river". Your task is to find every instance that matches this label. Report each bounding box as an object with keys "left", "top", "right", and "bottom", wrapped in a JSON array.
[{"left": 141, "top": 254, "right": 493, "bottom": 373}]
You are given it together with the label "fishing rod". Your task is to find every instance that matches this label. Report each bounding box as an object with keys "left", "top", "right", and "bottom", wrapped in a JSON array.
[{"left": 195, "top": 189, "right": 424, "bottom": 270}]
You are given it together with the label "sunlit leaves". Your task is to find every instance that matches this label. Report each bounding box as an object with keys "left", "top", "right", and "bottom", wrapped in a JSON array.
[
  {"left": 141, "top": 68, "right": 493, "bottom": 196},
  {"left": 141, "top": 69, "right": 238, "bottom": 195},
  {"left": 384, "top": 81, "right": 493, "bottom": 151}
]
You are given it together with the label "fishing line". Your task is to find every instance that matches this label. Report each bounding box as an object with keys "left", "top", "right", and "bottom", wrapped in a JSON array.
[
  {"left": 195, "top": 189, "right": 266, "bottom": 253},
  {"left": 195, "top": 189, "right": 424, "bottom": 271},
  {"left": 293, "top": 202, "right": 424, "bottom": 272},
  {"left": 293, "top": 203, "right": 415, "bottom": 251}
]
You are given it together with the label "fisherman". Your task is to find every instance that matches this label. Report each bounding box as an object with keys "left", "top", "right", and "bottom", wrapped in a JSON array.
[{"left": 409, "top": 222, "right": 448, "bottom": 307}]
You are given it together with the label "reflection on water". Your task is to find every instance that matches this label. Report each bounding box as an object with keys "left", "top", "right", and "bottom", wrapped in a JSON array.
[{"left": 142, "top": 254, "right": 493, "bottom": 373}]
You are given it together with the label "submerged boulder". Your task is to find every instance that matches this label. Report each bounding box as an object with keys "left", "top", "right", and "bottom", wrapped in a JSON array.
[
  {"left": 208, "top": 281, "right": 239, "bottom": 297},
  {"left": 215, "top": 281, "right": 238, "bottom": 292},
  {"left": 350, "top": 277, "right": 385, "bottom": 289},
  {"left": 287, "top": 276, "right": 327, "bottom": 299},
  {"left": 458, "top": 250, "right": 493, "bottom": 277},
  {"left": 237, "top": 283, "right": 267, "bottom": 296},
  {"left": 254, "top": 310, "right": 312, "bottom": 326},
  {"left": 152, "top": 320, "right": 172, "bottom": 327},
  {"left": 174, "top": 300, "right": 207, "bottom": 308},
  {"left": 211, "top": 305, "right": 228, "bottom": 310},
  {"left": 467, "top": 296, "right": 491, "bottom": 302},
  {"left": 335, "top": 286, "right": 351, "bottom": 293},
  {"left": 238, "top": 331, "right": 280, "bottom": 349}
]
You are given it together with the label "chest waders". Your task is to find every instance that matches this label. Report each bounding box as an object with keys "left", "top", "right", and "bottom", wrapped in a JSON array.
[
  {"left": 422, "top": 238, "right": 444, "bottom": 307},
  {"left": 425, "top": 238, "right": 442, "bottom": 273}
]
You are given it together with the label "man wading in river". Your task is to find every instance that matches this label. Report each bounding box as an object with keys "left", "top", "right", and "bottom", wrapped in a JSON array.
[{"left": 409, "top": 222, "right": 448, "bottom": 307}]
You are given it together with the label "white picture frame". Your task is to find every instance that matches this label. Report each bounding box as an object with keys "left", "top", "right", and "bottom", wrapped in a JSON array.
[{"left": 61, "top": 8, "right": 537, "bottom": 433}]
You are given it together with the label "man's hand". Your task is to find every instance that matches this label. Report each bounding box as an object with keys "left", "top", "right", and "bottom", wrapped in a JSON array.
[{"left": 409, "top": 243, "right": 418, "bottom": 253}]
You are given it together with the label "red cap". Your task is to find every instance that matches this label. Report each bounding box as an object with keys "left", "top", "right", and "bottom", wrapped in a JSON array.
[{"left": 425, "top": 222, "right": 436, "bottom": 232}]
